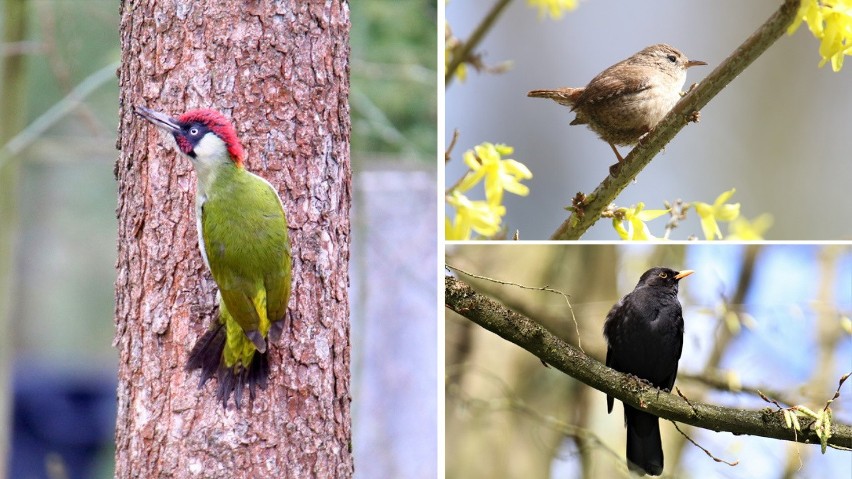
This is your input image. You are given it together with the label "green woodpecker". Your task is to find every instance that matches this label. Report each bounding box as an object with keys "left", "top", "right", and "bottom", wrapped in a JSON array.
[{"left": 135, "top": 105, "right": 292, "bottom": 408}]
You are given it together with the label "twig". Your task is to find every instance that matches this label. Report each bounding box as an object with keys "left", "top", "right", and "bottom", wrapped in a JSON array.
[
  {"left": 671, "top": 421, "right": 740, "bottom": 467},
  {"left": 662, "top": 199, "right": 689, "bottom": 240},
  {"left": 1, "top": 61, "right": 120, "bottom": 162},
  {"left": 0, "top": 41, "right": 42, "bottom": 56},
  {"left": 550, "top": 0, "right": 801, "bottom": 240},
  {"left": 351, "top": 89, "right": 420, "bottom": 156},
  {"left": 445, "top": 128, "right": 460, "bottom": 162},
  {"left": 36, "top": 2, "right": 103, "bottom": 135},
  {"left": 445, "top": 263, "right": 583, "bottom": 352},
  {"left": 445, "top": 0, "right": 513, "bottom": 86},
  {"left": 680, "top": 371, "right": 822, "bottom": 405},
  {"left": 824, "top": 371, "right": 850, "bottom": 412},
  {"left": 675, "top": 386, "right": 699, "bottom": 416}
]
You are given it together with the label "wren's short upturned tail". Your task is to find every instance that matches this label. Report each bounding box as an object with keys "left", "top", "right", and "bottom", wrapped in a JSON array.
[
  {"left": 603, "top": 267, "right": 693, "bottom": 476},
  {"left": 528, "top": 44, "right": 706, "bottom": 165}
]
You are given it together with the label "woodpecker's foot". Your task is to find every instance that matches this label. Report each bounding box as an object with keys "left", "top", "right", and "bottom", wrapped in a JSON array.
[
  {"left": 268, "top": 319, "right": 285, "bottom": 343},
  {"left": 247, "top": 330, "right": 267, "bottom": 353}
]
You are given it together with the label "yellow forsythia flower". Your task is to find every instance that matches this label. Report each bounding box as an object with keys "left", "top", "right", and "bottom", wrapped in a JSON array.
[
  {"left": 527, "top": 0, "right": 579, "bottom": 20},
  {"left": 446, "top": 190, "right": 506, "bottom": 240},
  {"left": 459, "top": 143, "right": 532, "bottom": 206},
  {"left": 788, "top": 0, "right": 852, "bottom": 71},
  {"left": 725, "top": 214, "right": 774, "bottom": 240},
  {"left": 612, "top": 202, "right": 669, "bottom": 241},
  {"left": 694, "top": 189, "right": 741, "bottom": 240}
]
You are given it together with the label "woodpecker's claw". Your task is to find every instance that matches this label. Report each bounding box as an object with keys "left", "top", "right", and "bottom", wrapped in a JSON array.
[{"left": 246, "top": 330, "right": 267, "bottom": 353}]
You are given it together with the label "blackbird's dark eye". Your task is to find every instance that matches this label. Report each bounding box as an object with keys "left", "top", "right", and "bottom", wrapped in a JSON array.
[
  {"left": 659, "top": 272, "right": 668, "bottom": 278},
  {"left": 667, "top": 54, "right": 677, "bottom": 63}
]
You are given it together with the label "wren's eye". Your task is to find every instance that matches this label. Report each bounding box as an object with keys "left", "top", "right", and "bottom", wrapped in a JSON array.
[
  {"left": 659, "top": 272, "right": 668, "bottom": 278},
  {"left": 189, "top": 127, "right": 200, "bottom": 136},
  {"left": 667, "top": 54, "right": 677, "bottom": 63}
]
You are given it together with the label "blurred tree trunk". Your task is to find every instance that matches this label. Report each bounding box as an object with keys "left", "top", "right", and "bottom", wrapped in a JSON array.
[
  {"left": 114, "top": 2, "right": 352, "bottom": 478},
  {"left": 0, "top": 0, "right": 29, "bottom": 473}
]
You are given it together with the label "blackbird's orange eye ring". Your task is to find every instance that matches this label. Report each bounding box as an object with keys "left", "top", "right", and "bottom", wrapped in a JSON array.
[{"left": 659, "top": 272, "right": 668, "bottom": 278}]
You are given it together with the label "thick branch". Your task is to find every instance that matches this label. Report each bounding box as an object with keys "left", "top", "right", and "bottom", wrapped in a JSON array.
[
  {"left": 551, "top": 0, "right": 801, "bottom": 240},
  {"left": 445, "top": 275, "right": 852, "bottom": 448}
]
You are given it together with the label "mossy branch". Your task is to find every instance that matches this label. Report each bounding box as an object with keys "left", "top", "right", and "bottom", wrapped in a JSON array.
[
  {"left": 550, "top": 0, "right": 801, "bottom": 240},
  {"left": 445, "top": 274, "right": 852, "bottom": 448}
]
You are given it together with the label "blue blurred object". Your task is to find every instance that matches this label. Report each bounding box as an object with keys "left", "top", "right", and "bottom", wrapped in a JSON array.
[{"left": 10, "top": 362, "right": 115, "bottom": 479}]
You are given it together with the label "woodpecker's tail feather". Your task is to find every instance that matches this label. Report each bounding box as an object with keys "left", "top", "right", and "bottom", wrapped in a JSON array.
[{"left": 186, "top": 323, "right": 270, "bottom": 408}]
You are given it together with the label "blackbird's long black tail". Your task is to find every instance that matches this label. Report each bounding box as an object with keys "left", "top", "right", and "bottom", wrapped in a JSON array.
[
  {"left": 185, "top": 323, "right": 270, "bottom": 408},
  {"left": 624, "top": 406, "right": 664, "bottom": 476}
]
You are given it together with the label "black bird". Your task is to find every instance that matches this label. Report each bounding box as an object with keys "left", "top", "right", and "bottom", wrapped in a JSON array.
[{"left": 603, "top": 267, "right": 693, "bottom": 476}]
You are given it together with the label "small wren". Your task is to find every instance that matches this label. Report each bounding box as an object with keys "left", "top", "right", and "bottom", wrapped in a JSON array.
[{"left": 528, "top": 44, "right": 706, "bottom": 168}]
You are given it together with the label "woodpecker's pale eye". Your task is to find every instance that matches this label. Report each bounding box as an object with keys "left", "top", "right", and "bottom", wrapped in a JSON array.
[
  {"left": 189, "top": 127, "right": 200, "bottom": 136},
  {"left": 659, "top": 272, "right": 668, "bottom": 278}
]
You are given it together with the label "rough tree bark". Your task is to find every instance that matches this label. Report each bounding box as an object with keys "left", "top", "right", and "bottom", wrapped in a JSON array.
[{"left": 114, "top": 2, "right": 352, "bottom": 478}]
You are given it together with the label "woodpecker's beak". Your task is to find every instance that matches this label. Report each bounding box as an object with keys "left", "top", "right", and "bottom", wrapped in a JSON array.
[
  {"left": 135, "top": 105, "right": 181, "bottom": 134},
  {"left": 685, "top": 60, "right": 707, "bottom": 68},
  {"left": 674, "top": 270, "right": 694, "bottom": 280}
]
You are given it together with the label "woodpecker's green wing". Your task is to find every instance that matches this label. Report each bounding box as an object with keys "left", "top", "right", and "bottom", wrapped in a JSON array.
[{"left": 199, "top": 166, "right": 291, "bottom": 356}]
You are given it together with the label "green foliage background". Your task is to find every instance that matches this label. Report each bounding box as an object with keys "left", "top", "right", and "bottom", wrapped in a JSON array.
[{"left": 351, "top": 0, "right": 437, "bottom": 162}]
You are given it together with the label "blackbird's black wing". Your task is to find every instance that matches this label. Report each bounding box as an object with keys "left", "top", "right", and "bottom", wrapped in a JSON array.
[
  {"left": 659, "top": 303, "right": 684, "bottom": 392},
  {"left": 603, "top": 296, "right": 627, "bottom": 414}
]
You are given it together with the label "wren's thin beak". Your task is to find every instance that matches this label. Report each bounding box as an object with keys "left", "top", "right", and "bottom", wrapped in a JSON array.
[
  {"left": 135, "top": 105, "right": 181, "bottom": 134},
  {"left": 686, "top": 60, "right": 707, "bottom": 68},
  {"left": 674, "top": 270, "right": 694, "bottom": 280}
]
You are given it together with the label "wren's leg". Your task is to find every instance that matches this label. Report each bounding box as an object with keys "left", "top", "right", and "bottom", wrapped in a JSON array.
[
  {"left": 608, "top": 143, "right": 625, "bottom": 177},
  {"left": 608, "top": 142, "right": 625, "bottom": 163}
]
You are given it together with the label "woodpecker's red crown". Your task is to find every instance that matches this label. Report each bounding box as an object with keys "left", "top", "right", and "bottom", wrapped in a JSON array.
[{"left": 177, "top": 109, "right": 245, "bottom": 166}]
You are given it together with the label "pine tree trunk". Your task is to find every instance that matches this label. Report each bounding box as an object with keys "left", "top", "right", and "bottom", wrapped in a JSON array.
[{"left": 114, "top": 2, "right": 352, "bottom": 477}]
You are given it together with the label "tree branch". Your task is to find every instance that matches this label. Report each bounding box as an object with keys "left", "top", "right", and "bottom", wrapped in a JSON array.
[
  {"left": 445, "top": 0, "right": 513, "bottom": 86},
  {"left": 445, "top": 275, "right": 852, "bottom": 448},
  {"left": 550, "top": 0, "right": 801, "bottom": 240}
]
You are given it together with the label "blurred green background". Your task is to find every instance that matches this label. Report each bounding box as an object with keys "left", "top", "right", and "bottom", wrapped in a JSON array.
[{"left": 0, "top": 1, "right": 436, "bottom": 478}]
